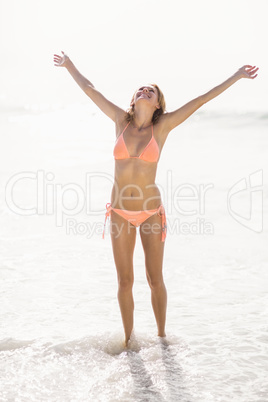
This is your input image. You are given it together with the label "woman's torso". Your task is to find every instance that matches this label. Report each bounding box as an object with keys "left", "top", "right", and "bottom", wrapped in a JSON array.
[{"left": 111, "top": 116, "right": 168, "bottom": 210}]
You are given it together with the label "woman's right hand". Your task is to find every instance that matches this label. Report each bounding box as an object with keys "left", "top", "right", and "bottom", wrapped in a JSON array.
[{"left": 53, "top": 51, "right": 70, "bottom": 68}]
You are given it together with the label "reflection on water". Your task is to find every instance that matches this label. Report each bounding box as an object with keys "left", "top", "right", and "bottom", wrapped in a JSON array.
[
  {"left": 160, "top": 338, "right": 192, "bottom": 402},
  {"left": 127, "top": 350, "right": 165, "bottom": 402},
  {"left": 127, "top": 337, "right": 193, "bottom": 402}
]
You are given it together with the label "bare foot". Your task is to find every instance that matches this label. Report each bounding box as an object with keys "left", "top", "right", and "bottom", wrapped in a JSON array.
[{"left": 124, "top": 338, "right": 130, "bottom": 349}]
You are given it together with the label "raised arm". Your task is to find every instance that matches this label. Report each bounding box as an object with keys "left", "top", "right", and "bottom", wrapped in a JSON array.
[
  {"left": 53, "top": 51, "right": 125, "bottom": 123},
  {"left": 162, "top": 65, "right": 259, "bottom": 131}
]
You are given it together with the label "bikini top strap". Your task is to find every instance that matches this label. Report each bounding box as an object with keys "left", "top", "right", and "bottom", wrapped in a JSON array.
[{"left": 121, "top": 121, "right": 130, "bottom": 135}]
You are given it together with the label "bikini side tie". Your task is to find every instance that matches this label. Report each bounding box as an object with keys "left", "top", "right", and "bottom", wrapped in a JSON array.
[
  {"left": 157, "top": 204, "right": 167, "bottom": 242},
  {"left": 102, "top": 202, "right": 112, "bottom": 239}
]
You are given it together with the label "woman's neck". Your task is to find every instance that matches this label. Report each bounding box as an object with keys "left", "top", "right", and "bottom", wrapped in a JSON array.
[{"left": 132, "top": 108, "right": 154, "bottom": 130}]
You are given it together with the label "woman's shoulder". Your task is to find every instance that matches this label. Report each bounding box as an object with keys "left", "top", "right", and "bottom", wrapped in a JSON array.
[
  {"left": 115, "top": 112, "right": 129, "bottom": 137},
  {"left": 153, "top": 113, "right": 173, "bottom": 146},
  {"left": 116, "top": 111, "right": 129, "bottom": 125},
  {"left": 153, "top": 112, "right": 171, "bottom": 133}
]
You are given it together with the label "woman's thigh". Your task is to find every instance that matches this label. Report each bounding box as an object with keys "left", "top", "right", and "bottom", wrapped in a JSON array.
[
  {"left": 139, "top": 214, "right": 165, "bottom": 284},
  {"left": 110, "top": 210, "right": 137, "bottom": 281}
]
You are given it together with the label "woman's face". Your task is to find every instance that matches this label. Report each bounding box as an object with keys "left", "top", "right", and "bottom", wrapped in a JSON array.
[{"left": 132, "top": 85, "right": 160, "bottom": 110}]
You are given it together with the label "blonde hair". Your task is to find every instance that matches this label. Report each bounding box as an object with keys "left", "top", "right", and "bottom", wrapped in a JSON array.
[{"left": 126, "top": 83, "right": 166, "bottom": 124}]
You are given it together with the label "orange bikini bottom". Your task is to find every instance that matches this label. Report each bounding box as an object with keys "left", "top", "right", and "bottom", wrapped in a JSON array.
[{"left": 102, "top": 202, "right": 167, "bottom": 242}]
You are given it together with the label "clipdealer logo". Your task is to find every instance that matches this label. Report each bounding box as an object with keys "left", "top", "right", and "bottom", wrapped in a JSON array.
[
  {"left": 4, "top": 169, "right": 264, "bottom": 237},
  {"left": 227, "top": 169, "right": 263, "bottom": 233}
]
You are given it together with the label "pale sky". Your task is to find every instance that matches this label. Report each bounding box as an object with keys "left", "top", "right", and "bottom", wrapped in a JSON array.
[{"left": 0, "top": 0, "right": 267, "bottom": 112}]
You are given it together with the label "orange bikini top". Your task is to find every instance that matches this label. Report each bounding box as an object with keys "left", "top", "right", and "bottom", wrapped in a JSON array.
[{"left": 113, "top": 122, "right": 159, "bottom": 163}]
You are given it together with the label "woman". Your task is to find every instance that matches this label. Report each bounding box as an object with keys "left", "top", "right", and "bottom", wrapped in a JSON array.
[{"left": 53, "top": 51, "right": 258, "bottom": 346}]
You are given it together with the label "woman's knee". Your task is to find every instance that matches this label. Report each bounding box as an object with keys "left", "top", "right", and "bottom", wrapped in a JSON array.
[
  {"left": 146, "top": 272, "right": 164, "bottom": 290},
  {"left": 118, "top": 275, "right": 134, "bottom": 291}
]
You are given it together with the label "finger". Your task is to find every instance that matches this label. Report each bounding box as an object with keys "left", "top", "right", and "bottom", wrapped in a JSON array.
[
  {"left": 250, "top": 67, "right": 259, "bottom": 75},
  {"left": 245, "top": 66, "right": 255, "bottom": 71},
  {"left": 248, "top": 70, "right": 258, "bottom": 78},
  {"left": 244, "top": 65, "right": 253, "bottom": 69},
  {"left": 61, "top": 51, "right": 65, "bottom": 55}
]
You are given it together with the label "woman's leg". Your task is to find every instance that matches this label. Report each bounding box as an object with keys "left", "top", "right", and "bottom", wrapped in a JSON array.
[
  {"left": 110, "top": 210, "right": 137, "bottom": 346},
  {"left": 139, "top": 213, "right": 167, "bottom": 337}
]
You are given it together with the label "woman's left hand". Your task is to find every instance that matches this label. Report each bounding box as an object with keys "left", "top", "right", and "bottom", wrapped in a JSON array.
[{"left": 236, "top": 65, "right": 259, "bottom": 79}]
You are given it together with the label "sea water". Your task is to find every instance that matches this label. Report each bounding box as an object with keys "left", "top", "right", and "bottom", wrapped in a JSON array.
[{"left": 0, "top": 104, "right": 267, "bottom": 401}]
